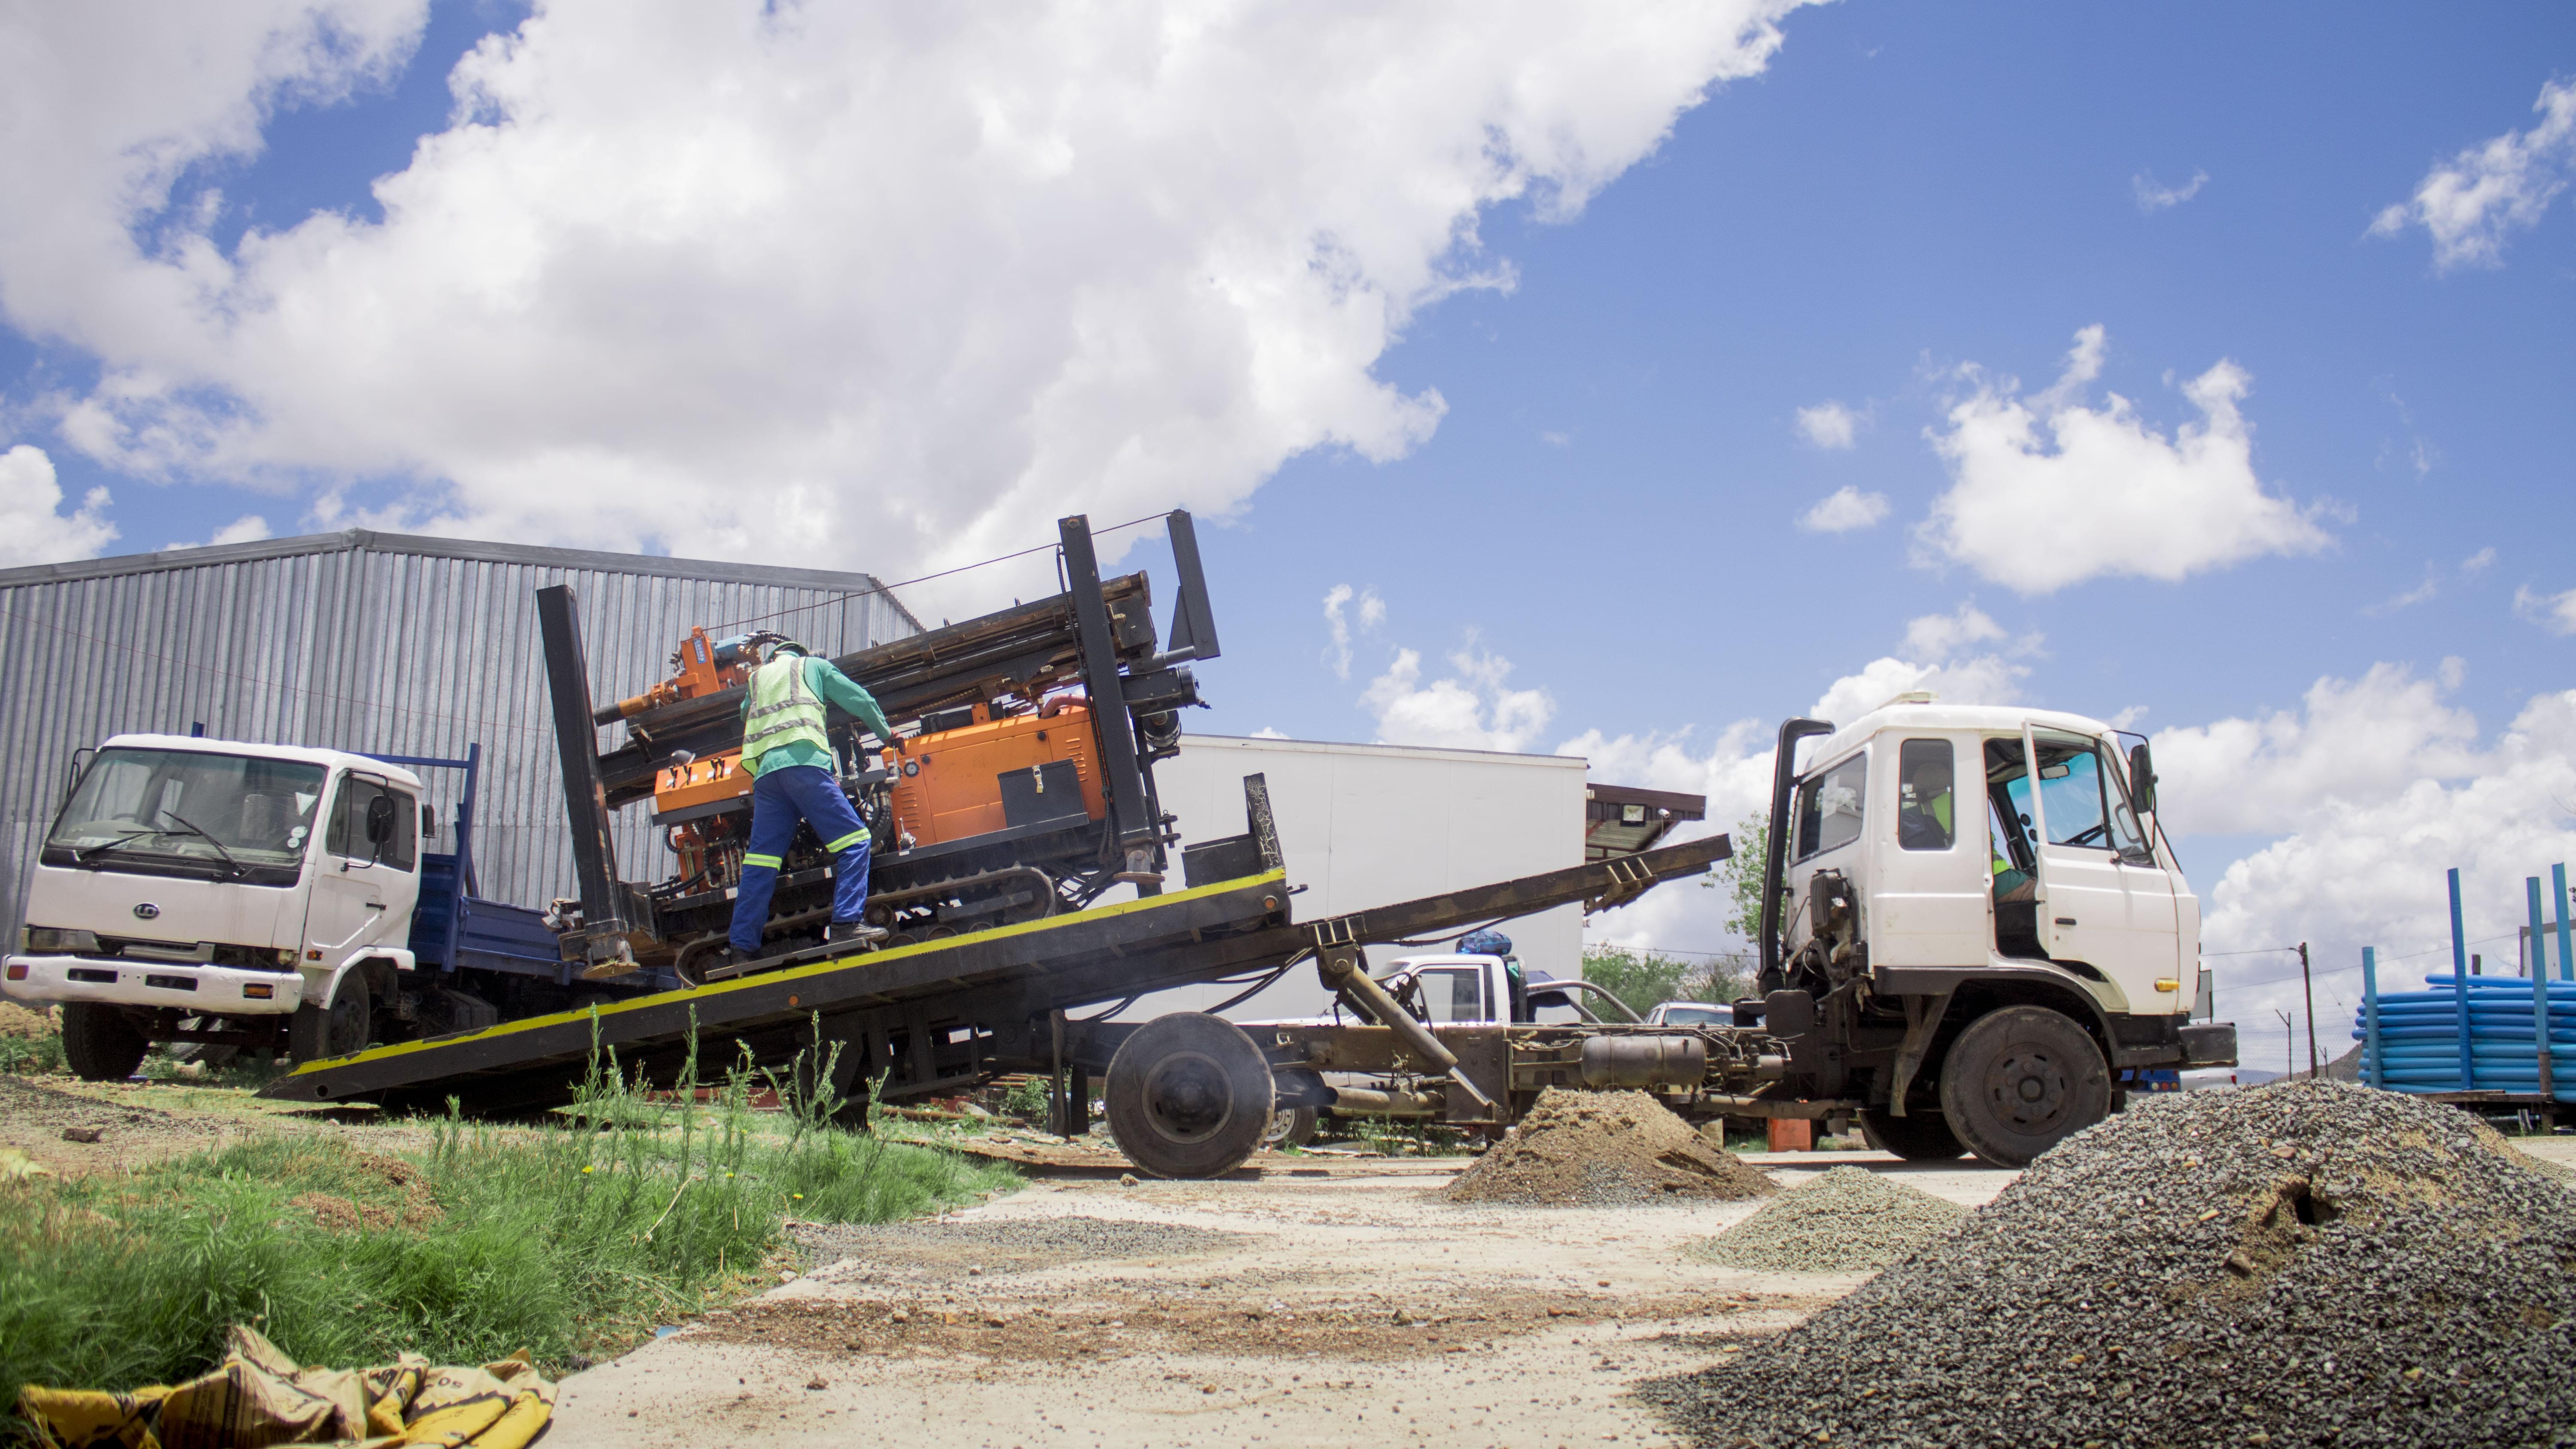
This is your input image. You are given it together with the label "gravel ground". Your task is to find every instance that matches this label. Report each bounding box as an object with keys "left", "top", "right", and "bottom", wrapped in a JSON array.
[
  {"left": 1642, "top": 1079, "right": 2576, "bottom": 1449},
  {"left": 1687, "top": 1165, "right": 1965, "bottom": 1273},
  {"left": 0, "top": 1074, "right": 186, "bottom": 1137},
  {"left": 788, "top": 1215, "right": 1252, "bottom": 1284},
  {"left": 1445, "top": 1089, "right": 1777, "bottom": 1206}
]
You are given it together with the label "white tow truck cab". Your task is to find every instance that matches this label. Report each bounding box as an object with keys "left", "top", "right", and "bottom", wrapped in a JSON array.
[
  {"left": 3, "top": 734, "right": 427, "bottom": 1079},
  {"left": 1759, "top": 696, "right": 2236, "bottom": 1165}
]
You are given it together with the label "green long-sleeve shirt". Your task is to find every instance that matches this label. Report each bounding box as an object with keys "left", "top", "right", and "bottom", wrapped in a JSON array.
[{"left": 739, "top": 654, "right": 894, "bottom": 777}]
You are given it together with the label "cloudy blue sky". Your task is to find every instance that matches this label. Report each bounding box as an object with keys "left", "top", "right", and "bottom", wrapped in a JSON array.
[{"left": 3, "top": 2, "right": 2572, "bottom": 1065}]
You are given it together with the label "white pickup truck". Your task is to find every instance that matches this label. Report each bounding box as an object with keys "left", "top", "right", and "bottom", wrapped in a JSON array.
[{"left": 4, "top": 734, "right": 432, "bottom": 1078}]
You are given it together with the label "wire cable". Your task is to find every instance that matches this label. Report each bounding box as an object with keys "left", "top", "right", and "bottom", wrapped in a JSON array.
[{"left": 708, "top": 510, "right": 1179, "bottom": 632}]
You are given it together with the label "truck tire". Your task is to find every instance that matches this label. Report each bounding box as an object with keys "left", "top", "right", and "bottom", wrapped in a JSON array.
[
  {"left": 1858, "top": 1108, "right": 1965, "bottom": 1161},
  {"left": 1262, "top": 1105, "right": 1320, "bottom": 1151},
  {"left": 61, "top": 1003, "right": 148, "bottom": 1082},
  {"left": 290, "top": 973, "right": 371, "bottom": 1064},
  {"left": 1937, "top": 1005, "right": 2111, "bottom": 1169},
  {"left": 1104, "top": 1012, "right": 1276, "bottom": 1179}
]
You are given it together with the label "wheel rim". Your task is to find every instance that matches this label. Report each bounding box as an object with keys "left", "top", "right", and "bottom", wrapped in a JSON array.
[
  {"left": 1139, "top": 1050, "right": 1236, "bottom": 1146},
  {"left": 1979, "top": 1040, "right": 2075, "bottom": 1134},
  {"left": 330, "top": 991, "right": 367, "bottom": 1055},
  {"left": 1261, "top": 1107, "right": 1299, "bottom": 1145}
]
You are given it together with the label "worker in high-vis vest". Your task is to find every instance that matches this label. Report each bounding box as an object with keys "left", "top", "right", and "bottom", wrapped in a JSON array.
[{"left": 726, "top": 639, "right": 898, "bottom": 959}]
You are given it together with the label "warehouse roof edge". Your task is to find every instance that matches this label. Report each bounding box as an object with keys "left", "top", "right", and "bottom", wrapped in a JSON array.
[{"left": 0, "top": 529, "right": 927, "bottom": 632}]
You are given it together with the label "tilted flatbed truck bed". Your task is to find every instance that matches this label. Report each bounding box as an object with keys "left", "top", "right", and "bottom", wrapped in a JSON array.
[{"left": 259, "top": 792, "right": 1733, "bottom": 1167}]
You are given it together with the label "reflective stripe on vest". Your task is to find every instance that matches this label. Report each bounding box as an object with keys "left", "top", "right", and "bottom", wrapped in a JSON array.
[{"left": 740, "top": 655, "right": 829, "bottom": 773}]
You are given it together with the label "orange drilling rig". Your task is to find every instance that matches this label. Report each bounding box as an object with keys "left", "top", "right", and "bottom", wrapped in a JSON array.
[{"left": 538, "top": 513, "right": 1218, "bottom": 981}]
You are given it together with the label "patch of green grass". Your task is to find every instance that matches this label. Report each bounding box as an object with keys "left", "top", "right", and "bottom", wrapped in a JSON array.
[
  {"left": 139, "top": 1048, "right": 289, "bottom": 1091},
  {"left": 1342, "top": 1114, "right": 1473, "bottom": 1157},
  {"left": 0, "top": 1032, "right": 62, "bottom": 1076},
  {"left": 0, "top": 1025, "right": 1015, "bottom": 1429}
]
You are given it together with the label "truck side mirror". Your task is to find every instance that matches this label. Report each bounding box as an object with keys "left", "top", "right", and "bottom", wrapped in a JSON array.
[
  {"left": 2128, "top": 743, "right": 2157, "bottom": 814},
  {"left": 365, "top": 794, "right": 396, "bottom": 845},
  {"left": 420, "top": 805, "right": 437, "bottom": 837}
]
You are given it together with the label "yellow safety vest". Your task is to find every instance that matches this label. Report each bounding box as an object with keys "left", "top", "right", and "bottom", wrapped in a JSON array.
[{"left": 741, "top": 655, "right": 829, "bottom": 775}]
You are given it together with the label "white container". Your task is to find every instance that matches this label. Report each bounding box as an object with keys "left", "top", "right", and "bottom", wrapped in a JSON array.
[{"left": 1125, "top": 733, "right": 1588, "bottom": 1022}]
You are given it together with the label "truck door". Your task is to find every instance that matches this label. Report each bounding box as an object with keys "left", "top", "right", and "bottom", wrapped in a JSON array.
[
  {"left": 2021, "top": 728, "right": 2175, "bottom": 1000},
  {"left": 304, "top": 773, "right": 415, "bottom": 966},
  {"left": 1871, "top": 736, "right": 1988, "bottom": 966}
]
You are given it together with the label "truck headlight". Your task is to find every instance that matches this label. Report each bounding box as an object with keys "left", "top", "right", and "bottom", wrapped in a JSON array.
[{"left": 25, "top": 927, "right": 100, "bottom": 954}]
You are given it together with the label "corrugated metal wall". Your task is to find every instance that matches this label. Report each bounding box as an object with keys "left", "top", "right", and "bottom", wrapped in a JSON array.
[{"left": 0, "top": 531, "right": 917, "bottom": 943}]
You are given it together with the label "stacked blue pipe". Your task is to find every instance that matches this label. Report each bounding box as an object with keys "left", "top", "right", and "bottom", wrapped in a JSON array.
[{"left": 2354, "top": 975, "right": 2576, "bottom": 1101}]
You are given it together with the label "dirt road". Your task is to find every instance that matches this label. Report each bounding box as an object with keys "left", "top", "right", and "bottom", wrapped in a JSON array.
[{"left": 549, "top": 1153, "right": 2017, "bottom": 1449}]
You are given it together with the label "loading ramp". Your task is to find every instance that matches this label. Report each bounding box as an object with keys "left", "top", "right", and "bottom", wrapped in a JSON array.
[{"left": 258, "top": 808, "right": 1729, "bottom": 1121}]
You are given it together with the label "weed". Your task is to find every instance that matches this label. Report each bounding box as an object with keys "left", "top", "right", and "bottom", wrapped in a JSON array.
[
  {"left": 0, "top": 1021, "right": 1012, "bottom": 1432},
  {"left": 0, "top": 1034, "right": 63, "bottom": 1077}
]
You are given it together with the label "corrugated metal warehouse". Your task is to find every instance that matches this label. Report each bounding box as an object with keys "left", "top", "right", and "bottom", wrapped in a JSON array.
[{"left": 0, "top": 530, "right": 918, "bottom": 944}]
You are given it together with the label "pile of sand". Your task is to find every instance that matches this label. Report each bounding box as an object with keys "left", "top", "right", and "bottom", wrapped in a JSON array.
[
  {"left": 1443, "top": 1089, "right": 1775, "bottom": 1206},
  {"left": 1646, "top": 1079, "right": 2576, "bottom": 1448},
  {"left": 1689, "top": 1165, "right": 1965, "bottom": 1273}
]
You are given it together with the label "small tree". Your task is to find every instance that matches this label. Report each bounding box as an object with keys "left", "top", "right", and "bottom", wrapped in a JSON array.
[
  {"left": 1704, "top": 809, "right": 1772, "bottom": 944},
  {"left": 1576, "top": 945, "right": 1752, "bottom": 1016},
  {"left": 1578, "top": 945, "right": 1692, "bottom": 1015}
]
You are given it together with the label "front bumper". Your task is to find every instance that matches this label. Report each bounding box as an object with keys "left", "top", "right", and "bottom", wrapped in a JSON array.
[
  {"left": 2180, "top": 1021, "right": 2239, "bottom": 1068},
  {"left": 1, "top": 955, "right": 305, "bottom": 1014}
]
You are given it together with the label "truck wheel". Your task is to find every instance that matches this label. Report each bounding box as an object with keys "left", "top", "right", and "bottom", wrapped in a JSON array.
[
  {"left": 61, "top": 1003, "right": 148, "bottom": 1082},
  {"left": 290, "top": 974, "right": 372, "bottom": 1063},
  {"left": 1937, "top": 1005, "right": 2111, "bottom": 1169},
  {"left": 1104, "top": 1012, "right": 1276, "bottom": 1179},
  {"left": 1262, "top": 1105, "right": 1320, "bottom": 1151},
  {"left": 1858, "top": 1108, "right": 1965, "bottom": 1161}
]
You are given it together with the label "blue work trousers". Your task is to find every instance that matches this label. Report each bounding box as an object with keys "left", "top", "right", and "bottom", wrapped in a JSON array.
[{"left": 727, "top": 764, "right": 872, "bottom": 954}]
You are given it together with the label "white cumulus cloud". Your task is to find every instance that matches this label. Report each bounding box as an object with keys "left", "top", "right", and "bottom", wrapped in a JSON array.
[
  {"left": 2194, "top": 688, "right": 2576, "bottom": 1024},
  {"left": 163, "top": 515, "right": 274, "bottom": 552},
  {"left": 1321, "top": 582, "right": 1385, "bottom": 679},
  {"left": 1920, "top": 324, "right": 2330, "bottom": 594},
  {"left": 2149, "top": 663, "right": 2483, "bottom": 839},
  {"left": 1793, "top": 400, "right": 1860, "bottom": 449},
  {"left": 2132, "top": 168, "right": 2208, "bottom": 213},
  {"left": 1797, "top": 485, "right": 1888, "bottom": 534},
  {"left": 2516, "top": 584, "right": 2576, "bottom": 636},
  {"left": 0, "top": 0, "right": 1817, "bottom": 589},
  {"left": 0, "top": 444, "right": 118, "bottom": 567},
  {"left": 1359, "top": 640, "right": 1555, "bottom": 754},
  {"left": 2370, "top": 78, "right": 2576, "bottom": 271}
]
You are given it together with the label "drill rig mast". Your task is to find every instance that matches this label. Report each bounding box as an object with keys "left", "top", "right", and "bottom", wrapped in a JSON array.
[{"left": 539, "top": 512, "right": 1220, "bottom": 979}]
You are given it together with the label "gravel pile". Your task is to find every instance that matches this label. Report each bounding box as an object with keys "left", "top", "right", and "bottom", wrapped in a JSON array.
[
  {"left": 1688, "top": 1165, "right": 1965, "bottom": 1273},
  {"left": 792, "top": 1214, "right": 1250, "bottom": 1282},
  {"left": 1643, "top": 1079, "right": 2576, "bottom": 1448},
  {"left": 1444, "top": 1089, "right": 1775, "bottom": 1206}
]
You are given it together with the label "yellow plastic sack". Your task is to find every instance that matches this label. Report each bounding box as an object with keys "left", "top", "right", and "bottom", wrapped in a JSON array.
[{"left": 15, "top": 1325, "right": 555, "bottom": 1449}]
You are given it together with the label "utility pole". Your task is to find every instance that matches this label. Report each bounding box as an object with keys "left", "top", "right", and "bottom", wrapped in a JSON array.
[
  {"left": 2299, "top": 941, "right": 2319, "bottom": 1078},
  {"left": 2275, "top": 1008, "right": 2295, "bottom": 1082}
]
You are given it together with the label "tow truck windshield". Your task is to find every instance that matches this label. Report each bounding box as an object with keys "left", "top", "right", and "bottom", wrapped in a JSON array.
[{"left": 44, "top": 749, "right": 323, "bottom": 885}]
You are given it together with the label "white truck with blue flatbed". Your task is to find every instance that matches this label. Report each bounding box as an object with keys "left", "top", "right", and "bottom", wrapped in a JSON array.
[{"left": 3, "top": 733, "right": 653, "bottom": 1079}]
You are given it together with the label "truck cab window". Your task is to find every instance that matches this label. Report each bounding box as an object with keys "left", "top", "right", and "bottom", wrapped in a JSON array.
[
  {"left": 1794, "top": 753, "right": 1868, "bottom": 861},
  {"left": 2099, "top": 749, "right": 2152, "bottom": 861},
  {"left": 325, "top": 779, "right": 419, "bottom": 871},
  {"left": 2034, "top": 733, "right": 2111, "bottom": 849},
  {"left": 1417, "top": 967, "right": 1486, "bottom": 1023},
  {"left": 1896, "top": 740, "right": 1955, "bottom": 851}
]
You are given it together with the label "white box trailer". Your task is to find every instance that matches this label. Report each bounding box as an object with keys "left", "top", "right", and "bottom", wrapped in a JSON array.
[{"left": 1126, "top": 734, "right": 1589, "bottom": 1021}]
